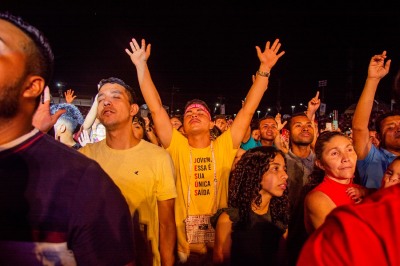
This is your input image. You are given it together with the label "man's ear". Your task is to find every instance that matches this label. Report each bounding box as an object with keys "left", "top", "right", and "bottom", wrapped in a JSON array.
[
  {"left": 209, "top": 120, "right": 215, "bottom": 129},
  {"left": 59, "top": 124, "right": 67, "bottom": 134},
  {"left": 22, "top": 76, "right": 45, "bottom": 99},
  {"left": 130, "top": 103, "right": 139, "bottom": 117},
  {"left": 315, "top": 160, "right": 325, "bottom": 171}
]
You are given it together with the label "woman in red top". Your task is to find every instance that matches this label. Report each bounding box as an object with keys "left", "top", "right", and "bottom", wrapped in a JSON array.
[{"left": 303, "top": 131, "right": 369, "bottom": 234}]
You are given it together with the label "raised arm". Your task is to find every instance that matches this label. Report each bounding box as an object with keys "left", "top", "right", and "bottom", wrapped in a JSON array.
[
  {"left": 305, "top": 91, "right": 320, "bottom": 121},
  {"left": 274, "top": 113, "right": 288, "bottom": 153},
  {"left": 32, "top": 86, "right": 66, "bottom": 132},
  {"left": 352, "top": 51, "right": 391, "bottom": 159},
  {"left": 82, "top": 94, "right": 99, "bottom": 131},
  {"left": 230, "top": 39, "right": 285, "bottom": 148},
  {"left": 64, "top": 89, "right": 77, "bottom": 104},
  {"left": 126, "top": 38, "right": 173, "bottom": 148}
]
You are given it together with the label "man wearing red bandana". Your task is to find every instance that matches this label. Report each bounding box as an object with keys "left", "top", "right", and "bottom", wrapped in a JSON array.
[{"left": 126, "top": 37, "right": 285, "bottom": 265}]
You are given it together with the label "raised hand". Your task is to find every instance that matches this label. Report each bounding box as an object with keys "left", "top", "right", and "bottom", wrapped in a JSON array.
[
  {"left": 125, "top": 38, "right": 151, "bottom": 68},
  {"left": 64, "top": 89, "right": 77, "bottom": 104},
  {"left": 32, "top": 86, "right": 66, "bottom": 132},
  {"left": 78, "top": 129, "right": 93, "bottom": 147},
  {"left": 255, "top": 39, "right": 285, "bottom": 71},
  {"left": 307, "top": 91, "right": 321, "bottom": 116},
  {"left": 275, "top": 113, "right": 287, "bottom": 131},
  {"left": 368, "top": 51, "right": 391, "bottom": 79}
]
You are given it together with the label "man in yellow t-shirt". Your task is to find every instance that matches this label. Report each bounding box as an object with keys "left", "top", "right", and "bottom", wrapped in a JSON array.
[
  {"left": 79, "top": 77, "right": 177, "bottom": 266},
  {"left": 126, "top": 37, "right": 285, "bottom": 264}
]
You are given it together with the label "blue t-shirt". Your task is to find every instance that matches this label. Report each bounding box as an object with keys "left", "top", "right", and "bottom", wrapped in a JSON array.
[
  {"left": 356, "top": 145, "right": 397, "bottom": 189},
  {"left": 240, "top": 135, "right": 261, "bottom": 151}
]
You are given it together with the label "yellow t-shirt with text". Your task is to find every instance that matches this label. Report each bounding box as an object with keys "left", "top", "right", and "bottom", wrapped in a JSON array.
[{"left": 167, "top": 128, "right": 237, "bottom": 255}]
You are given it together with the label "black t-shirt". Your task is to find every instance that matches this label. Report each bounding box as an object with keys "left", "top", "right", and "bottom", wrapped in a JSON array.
[{"left": 0, "top": 131, "right": 135, "bottom": 265}]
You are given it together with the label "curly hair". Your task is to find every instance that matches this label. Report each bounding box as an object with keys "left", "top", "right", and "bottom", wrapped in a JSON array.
[
  {"left": 229, "top": 146, "right": 289, "bottom": 229},
  {"left": 50, "top": 103, "right": 84, "bottom": 134}
]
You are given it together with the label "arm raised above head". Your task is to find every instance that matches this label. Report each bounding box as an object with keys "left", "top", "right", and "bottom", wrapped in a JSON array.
[
  {"left": 126, "top": 38, "right": 173, "bottom": 148},
  {"left": 230, "top": 39, "right": 285, "bottom": 148},
  {"left": 82, "top": 93, "right": 98, "bottom": 131},
  {"left": 352, "top": 51, "right": 391, "bottom": 159}
]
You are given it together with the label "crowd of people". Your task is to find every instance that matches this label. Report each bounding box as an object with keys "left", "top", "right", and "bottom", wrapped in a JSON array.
[{"left": 1, "top": 11, "right": 400, "bottom": 266}]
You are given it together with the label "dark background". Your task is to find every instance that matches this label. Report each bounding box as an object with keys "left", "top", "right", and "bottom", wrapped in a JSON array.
[{"left": 3, "top": 1, "right": 400, "bottom": 116}]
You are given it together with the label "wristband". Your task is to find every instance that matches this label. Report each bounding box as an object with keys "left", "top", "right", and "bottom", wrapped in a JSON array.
[{"left": 256, "top": 70, "right": 270, "bottom": 78}]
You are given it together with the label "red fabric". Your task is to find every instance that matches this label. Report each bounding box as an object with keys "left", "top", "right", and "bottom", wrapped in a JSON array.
[
  {"left": 297, "top": 184, "right": 400, "bottom": 266},
  {"left": 312, "top": 176, "right": 361, "bottom": 206}
]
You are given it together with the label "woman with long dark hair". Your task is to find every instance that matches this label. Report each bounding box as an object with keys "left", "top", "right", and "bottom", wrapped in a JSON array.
[{"left": 212, "top": 146, "right": 290, "bottom": 266}]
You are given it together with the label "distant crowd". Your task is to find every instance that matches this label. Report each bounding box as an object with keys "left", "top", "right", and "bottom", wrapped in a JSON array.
[{"left": 2, "top": 11, "right": 400, "bottom": 266}]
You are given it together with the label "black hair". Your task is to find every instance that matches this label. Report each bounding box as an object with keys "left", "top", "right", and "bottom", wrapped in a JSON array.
[
  {"left": 0, "top": 12, "right": 54, "bottom": 87},
  {"left": 97, "top": 77, "right": 138, "bottom": 104},
  {"left": 375, "top": 111, "right": 400, "bottom": 135},
  {"left": 288, "top": 112, "right": 309, "bottom": 129},
  {"left": 229, "top": 146, "right": 289, "bottom": 230},
  {"left": 213, "top": 114, "right": 227, "bottom": 121}
]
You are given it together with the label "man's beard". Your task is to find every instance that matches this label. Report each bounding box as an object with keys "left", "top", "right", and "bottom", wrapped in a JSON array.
[{"left": 0, "top": 83, "right": 21, "bottom": 119}]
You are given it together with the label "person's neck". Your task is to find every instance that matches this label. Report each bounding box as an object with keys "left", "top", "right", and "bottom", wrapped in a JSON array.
[
  {"left": 0, "top": 116, "right": 34, "bottom": 145},
  {"left": 325, "top": 175, "right": 352, "bottom": 185},
  {"left": 260, "top": 138, "right": 274, "bottom": 147},
  {"left": 105, "top": 126, "right": 140, "bottom": 150},
  {"left": 252, "top": 194, "right": 271, "bottom": 215},
  {"left": 59, "top": 133, "right": 77, "bottom": 148},
  {"left": 383, "top": 146, "right": 400, "bottom": 156},
  {"left": 188, "top": 133, "right": 211, "bottom": 148},
  {"left": 291, "top": 144, "right": 311, "bottom": 158}
]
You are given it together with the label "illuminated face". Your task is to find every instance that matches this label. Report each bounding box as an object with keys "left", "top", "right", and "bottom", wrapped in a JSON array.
[
  {"left": 382, "top": 159, "right": 400, "bottom": 188},
  {"left": 369, "top": 130, "right": 380, "bottom": 147},
  {"left": 170, "top": 117, "right": 182, "bottom": 129},
  {"left": 97, "top": 83, "right": 136, "bottom": 130},
  {"left": 260, "top": 153, "right": 288, "bottom": 197},
  {"left": 290, "top": 116, "right": 314, "bottom": 146},
  {"left": 214, "top": 118, "right": 228, "bottom": 132},
  {"left": 379, "top": 116, "right": 400, "bottom": 150},
  {"left": 183, "top": 106, "right": 212, "bottom": 135},
  {"left": 0, "top": 19, "right": 30, "bottom": 119},
  {"left": 132, "top": 121, "right": 144, "bottom": 139},
  {"left": 317, "top": 135, "right": 357, "bottom": 181},
  {"left": 252, "top": 129, "right": 261, "bottom": 141},
  {"left": 259, "top": 118, "right": 278, "bottom": 142}
]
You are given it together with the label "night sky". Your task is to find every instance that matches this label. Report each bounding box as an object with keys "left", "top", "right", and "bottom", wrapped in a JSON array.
[{"left": 3, "top": 1, "right": 400, "bottom": 116}]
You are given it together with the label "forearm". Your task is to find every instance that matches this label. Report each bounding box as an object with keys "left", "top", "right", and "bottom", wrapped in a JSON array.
[
  {"left": 242, "top": 68, "right": 270, "bottom": 116},
  {"left": 159, "top": 221, "right": 176, "bottom": 266},
  {"left": 135, "top": 63, "right": 164, "bottom": 114},
  {"left": 82, "top": 96, "right": 98, "bottom": 130},
  {"left": 352, "top": 78, "right": 380, "bottom": 131},
  {"left": 158, "top": 199, "right": 176, "bottom": 266},
  {"left": 145, "top": 128, "right": 160, "bottom": 146},
  {"left": 231, "top": 67, "right": 269, "bottom": 146},
  {"left": 274, "top": 133, "right": 288, "bottom": 154}
]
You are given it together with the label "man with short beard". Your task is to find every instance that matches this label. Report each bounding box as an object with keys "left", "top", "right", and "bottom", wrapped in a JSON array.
[{"left": 0, "top": 12, "right": 135, "bottom": 265}]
